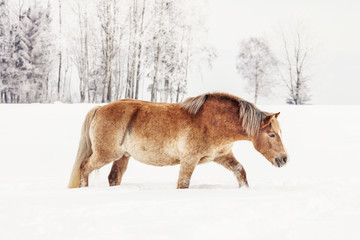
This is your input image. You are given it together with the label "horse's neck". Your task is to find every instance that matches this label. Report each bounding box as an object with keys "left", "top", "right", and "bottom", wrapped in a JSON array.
[{"left": 201, "top": 99, "right": 248, "bottom": 142}]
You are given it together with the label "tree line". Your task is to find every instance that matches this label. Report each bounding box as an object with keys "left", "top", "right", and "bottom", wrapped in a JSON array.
[
  {"left": 0, "top": 0, "right": 213, "bottom": 103},
  {"left": 1, "top": 0, "right": 312, "bottom": 105}
]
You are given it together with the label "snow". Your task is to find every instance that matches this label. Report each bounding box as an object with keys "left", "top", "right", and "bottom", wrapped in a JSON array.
[{"left": 0, "top": 104, "right": 360, "bottom": 240}]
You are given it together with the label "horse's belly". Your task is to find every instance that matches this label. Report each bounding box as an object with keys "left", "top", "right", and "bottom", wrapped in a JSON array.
[
  {"left": 130, "top": 151, "right": 180, "bottom": 166},
  {"left": 135, "top": 155, "right": 180, "bottom": 166},
  {"left": 124, "top": 142, "right": 180, "bottom": 166}
]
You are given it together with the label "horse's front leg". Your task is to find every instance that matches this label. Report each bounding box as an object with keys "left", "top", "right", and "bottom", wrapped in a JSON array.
[
  {"left": 214, "top": 152, "right": 249, "bottom": 188},
  {"left": 177, "top": 158, "right": 199, "bottom": 189}
]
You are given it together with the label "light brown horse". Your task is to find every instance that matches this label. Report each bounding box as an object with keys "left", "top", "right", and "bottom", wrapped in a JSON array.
[{"left": 68, "top": 93, "right": 288, "bottom": 189}]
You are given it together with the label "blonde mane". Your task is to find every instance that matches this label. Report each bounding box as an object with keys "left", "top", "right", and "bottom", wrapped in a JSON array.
[
  {"left": 179, "top": 93, "right": 267, "bottom": 137},
  {"left": 178, "top": 94, "right": 208, "bottom": 114}
]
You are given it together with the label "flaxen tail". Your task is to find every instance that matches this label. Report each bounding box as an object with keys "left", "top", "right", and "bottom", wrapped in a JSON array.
[{"left": 68, "top": 106, "right": 100, "bottom": 188}]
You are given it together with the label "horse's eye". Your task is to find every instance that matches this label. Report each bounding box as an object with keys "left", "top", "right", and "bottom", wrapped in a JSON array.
[{"left": 269, "top": 133, "right": 276, "bottom": 138}]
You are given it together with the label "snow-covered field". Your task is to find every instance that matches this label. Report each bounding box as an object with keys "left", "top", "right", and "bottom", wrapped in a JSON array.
[{"left": 0, "top": 103, "right": 359, "bottom": 240}]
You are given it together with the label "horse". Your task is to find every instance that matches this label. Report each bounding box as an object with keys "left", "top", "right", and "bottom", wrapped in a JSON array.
[{"left": 68, "top": 93, "right": 288, "bottom": 189}]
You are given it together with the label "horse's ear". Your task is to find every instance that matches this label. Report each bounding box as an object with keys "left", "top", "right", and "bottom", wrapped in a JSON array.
[
  {"left": 261, "top": 113, "right": 277, "bottom": 128},
  {"left": 275, "top": 112, "right": 280, "bottom": 118}
]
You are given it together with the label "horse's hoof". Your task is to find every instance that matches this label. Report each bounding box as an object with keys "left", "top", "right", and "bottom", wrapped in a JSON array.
[{"left": 239, "top": 182, "right": 249, "bottom": 188}]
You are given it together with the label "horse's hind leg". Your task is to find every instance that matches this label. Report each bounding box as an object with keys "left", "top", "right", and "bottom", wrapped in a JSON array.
[
  {"left": 108, "top": 155, "right": 130, "bottom": 186},
  {"left": 79, "top": 151, "right": 121, "bottom": 187},
  {"left": 214, "top": 152, "right": 249, "bottom": 188},
  {"left": 79, "top": 155, "right": 98, "bottom": 187}
]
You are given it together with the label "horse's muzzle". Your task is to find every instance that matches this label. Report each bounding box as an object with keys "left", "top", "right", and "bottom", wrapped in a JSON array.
[{"left": 274, "top": 155, "right": 288, "bottom": 168}]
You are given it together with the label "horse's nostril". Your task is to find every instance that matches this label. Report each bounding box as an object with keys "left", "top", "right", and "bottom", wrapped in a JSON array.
[
  {"left": 275, "top": 158, "right": 281, "bottom": 167},
  {"left": 283, "top": 157, "right": 287, "bottom": 163}
]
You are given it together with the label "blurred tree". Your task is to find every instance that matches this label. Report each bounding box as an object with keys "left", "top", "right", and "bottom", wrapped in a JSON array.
[
  {"left": 0, "top": 0, "right": 18, "bottom": 102},
  {"left": 17, "top": 1, "right": 53, "bottom": 102},
  {"left": 57, "top": 0, "right": 62, "bottom": 100},
  {"left": 279, "top": 24, "right": 312, "bottom": 105},
  {"left": 236, "top": 38, "right": 277, "bottom": 104},
  {"left": 2, "top": 0, "right": 213, "bottom": 103}
]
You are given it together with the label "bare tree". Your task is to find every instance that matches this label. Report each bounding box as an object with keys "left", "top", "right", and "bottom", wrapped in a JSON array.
[
  {"left": 279, "top": 25, "right": 312, "bottom": 105},
  {"left": 71, "top": 0, "right": 90, "bottom": 103},
  {"left": 57, "top": 0, "right": 63, "bottom": 101},
  {"left": 123, "top": 0, "right": 147, "bottom": 100},
  {"left": 147, "top": 0, "right": 214, "bottom": 103},
  {"left": 236, "top": 38, "right": 277, "bottom": 104},
  {"left": 134, "top": 0, "right": 146, "bottom": 100},
  {"left": 0, "top": 0, "right": 14, "bottom": 102},
  {"left": 149, "top": 0, "right": 164, "bottom": 102},
  {"left": 127, "top": 0, "right": 139, "bottom": 99},
  {"left": 98, "top": 0, "right": 119, "bottom": 103}
]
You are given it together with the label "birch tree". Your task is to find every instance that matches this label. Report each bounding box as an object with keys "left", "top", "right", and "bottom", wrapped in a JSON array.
[
  {"left": 147, "top": 0, "right": 215, "bottom": 103},
  {"left": 124, "top": 0, "right": 147, "bottom": 100},
  {"left": 0, "top": 0, "right": 15, "bottom": 102},
  {"left": 279, "top": 25, "right": 312, "bottom": 105},
  {"left": 113, "top": 14, "right": 127, "bottom": 101},
  {"left": 134, "top": 0, "right": 146, "bottom": 100},
  {"left": 149, "top": 0, "right": 164, "bottom": 102},
  {"left": 236, "top": 38, "right": 277, "bottom": 104},
  {"left": 71, "top": 0, "right": 90, "bottom": 102},
  {"left": 97, "top": 0, "right": 118, "bottom": 102},
  {"left": 57, "top": 0, "right": 62, "bottom": 100}
]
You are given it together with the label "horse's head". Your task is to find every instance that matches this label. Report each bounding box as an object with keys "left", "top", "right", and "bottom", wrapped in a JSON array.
[{"left": 252, "top": 112, "right": 288, "bottom": 168}]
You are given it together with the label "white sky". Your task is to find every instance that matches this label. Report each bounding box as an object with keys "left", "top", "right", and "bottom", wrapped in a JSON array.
[{"left": 187, "top": 0, "right": 360, "bottom": 104}]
